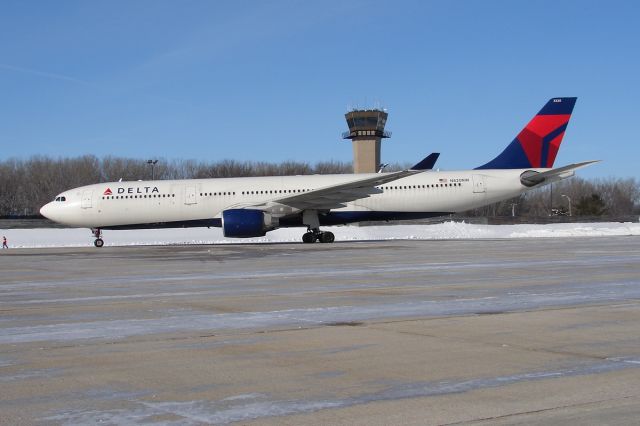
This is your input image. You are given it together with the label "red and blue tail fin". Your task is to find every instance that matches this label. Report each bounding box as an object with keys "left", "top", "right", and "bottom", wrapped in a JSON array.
[{"left": 476, "top": 97, "right": 577, "bottom": 169}]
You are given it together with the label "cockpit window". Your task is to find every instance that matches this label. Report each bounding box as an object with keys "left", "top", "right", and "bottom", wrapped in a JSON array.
[{"left": 54, "top": 196, "right": 67, "bottom": 202}]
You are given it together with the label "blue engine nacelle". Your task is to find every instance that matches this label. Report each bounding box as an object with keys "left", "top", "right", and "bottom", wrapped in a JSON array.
[{"left": 222, "top": 209, "right": 271, "bottom": 238}]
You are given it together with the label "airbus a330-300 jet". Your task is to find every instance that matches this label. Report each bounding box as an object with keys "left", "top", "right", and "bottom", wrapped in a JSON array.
[{"left": 40, "top": 97, "right": 597, "bottom": 247}]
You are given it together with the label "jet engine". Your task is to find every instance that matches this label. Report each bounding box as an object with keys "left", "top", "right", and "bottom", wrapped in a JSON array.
[{"left": 221, "top": 209, "right": 275, "bottom": 238}]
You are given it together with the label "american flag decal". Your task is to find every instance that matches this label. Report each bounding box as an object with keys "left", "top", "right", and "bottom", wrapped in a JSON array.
[{"left": 439, "top": 178, "right": 448, "bottom": 183}]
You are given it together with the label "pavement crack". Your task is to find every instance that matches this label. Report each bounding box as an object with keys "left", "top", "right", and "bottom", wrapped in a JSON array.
[{"left": 440, "top": 394, "right": 640, "bottom": 425}]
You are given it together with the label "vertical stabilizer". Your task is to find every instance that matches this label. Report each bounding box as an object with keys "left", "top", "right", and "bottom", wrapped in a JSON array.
[{"left": 476, "top": 97, "right": 577, "bottom": 169}]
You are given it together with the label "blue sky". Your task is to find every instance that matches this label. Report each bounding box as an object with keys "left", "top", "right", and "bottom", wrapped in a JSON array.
[{"left": 1, "top": 0, "right": 638, "bottom": 178}]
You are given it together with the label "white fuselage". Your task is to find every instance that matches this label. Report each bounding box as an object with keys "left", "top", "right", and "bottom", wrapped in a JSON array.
[{"left": 40, "top": 169, "right": 544, "bottom": 229}]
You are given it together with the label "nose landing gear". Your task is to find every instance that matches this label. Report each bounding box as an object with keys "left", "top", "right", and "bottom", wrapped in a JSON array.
[{"left": 91, "top": 228, "right": 104, "bottom": 248}]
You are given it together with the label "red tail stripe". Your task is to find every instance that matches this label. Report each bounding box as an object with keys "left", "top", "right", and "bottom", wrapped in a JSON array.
[{"left": 525, "top": 114, "right": 570, "bottom": 137}]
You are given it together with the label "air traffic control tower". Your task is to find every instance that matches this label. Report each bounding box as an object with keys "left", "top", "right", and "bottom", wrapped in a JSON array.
[{"left": 343, "top": 109, "right": 391, "bottom": 173}]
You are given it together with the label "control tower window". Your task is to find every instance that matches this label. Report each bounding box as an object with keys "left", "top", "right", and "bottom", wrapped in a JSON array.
[{"left": 351, "top": 117, "right": 379, "bottom": 128}]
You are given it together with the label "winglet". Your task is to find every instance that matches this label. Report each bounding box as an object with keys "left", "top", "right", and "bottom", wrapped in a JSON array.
[{"left": 411, "top": 153, "right": 440, "bottom": 170}]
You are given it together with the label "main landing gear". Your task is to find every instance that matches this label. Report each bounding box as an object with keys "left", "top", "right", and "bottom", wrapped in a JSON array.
[
  {"left": 91, "top": 228, "right": 104, "bottom": 248},
  {"left": 302, "top": 228, "right": 335, "bottom": 244},
  {"left": 301, "top": 210, "right": 335, "bottom": 243}
]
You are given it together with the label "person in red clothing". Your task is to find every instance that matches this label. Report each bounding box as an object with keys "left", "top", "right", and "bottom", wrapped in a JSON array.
[{"left": 2, "top": 236, "right": 7, "bottom": 249}]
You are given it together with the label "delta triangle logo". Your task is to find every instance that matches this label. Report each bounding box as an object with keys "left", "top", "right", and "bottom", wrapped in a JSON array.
[{"left": 103, "top": 188, "right": 113, "bottom": 196}]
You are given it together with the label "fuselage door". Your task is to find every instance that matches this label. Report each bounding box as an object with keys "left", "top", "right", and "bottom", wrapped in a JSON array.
[
  {"left": 81, "top": 190, "right": 93, "bottom": 208},
  {"left": 472, "top": 175, "right": 486, "bottom": 193},
  {"left": 185, "top": 185, "right": 197, "bottom": 205}
]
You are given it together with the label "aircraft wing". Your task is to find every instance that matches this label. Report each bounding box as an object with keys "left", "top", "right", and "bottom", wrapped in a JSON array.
[
  {"left": 520, "top": 160, "right": 600, "bottom": 187},
  {"left": 250, "top": 169, "right": 423, "bottom": 213}
]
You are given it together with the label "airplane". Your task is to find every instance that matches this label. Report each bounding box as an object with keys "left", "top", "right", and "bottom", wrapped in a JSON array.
[{"left": 40, "top": 97, "right": 597, "bottom": 247}]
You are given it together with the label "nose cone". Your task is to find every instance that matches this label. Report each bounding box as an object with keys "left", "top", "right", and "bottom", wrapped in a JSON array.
[{"left": 40, "top": 202, "right": 54, "bottom": 220}]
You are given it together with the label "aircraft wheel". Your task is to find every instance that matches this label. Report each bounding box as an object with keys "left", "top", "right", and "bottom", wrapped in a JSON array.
[
  {"left": 302, "top": 232, "right": 316, "bottom": 244},
  {"left": 94, "top": 238, "right": 104, "bottom": 248},
  {"left": 319, "top": 232, "right": 335, "bottom": 243}
]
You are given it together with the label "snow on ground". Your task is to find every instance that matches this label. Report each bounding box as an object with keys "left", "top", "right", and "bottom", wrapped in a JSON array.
[{"left": 1, "top": 221, "right": 639, "bottom": 248}]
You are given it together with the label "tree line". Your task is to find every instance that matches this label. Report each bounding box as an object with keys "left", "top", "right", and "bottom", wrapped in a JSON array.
[{"left": 0, "top": 155, "right": 638, "bottom": 218}]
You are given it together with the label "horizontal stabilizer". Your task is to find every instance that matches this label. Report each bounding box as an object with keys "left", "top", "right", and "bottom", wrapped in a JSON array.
[
  {"left": 411, "top": 153, "right": 440, "bottom": 170},
  {"left": 520, "top": 160, "right": 600, "bottom": 187}
]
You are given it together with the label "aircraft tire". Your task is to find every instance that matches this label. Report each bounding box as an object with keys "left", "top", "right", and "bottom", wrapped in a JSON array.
[
  {"left": 94, "top": 238, "right": 104, "bottom": 248},
  {"left": 319, "top": 232, "right": 335, "bottom": 243},
  {"left": 302, "top": 232, "right": 316, "bottom": 244}
]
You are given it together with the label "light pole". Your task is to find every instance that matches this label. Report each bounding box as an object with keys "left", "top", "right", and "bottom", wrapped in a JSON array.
[
  {"left": 561, "top": 194, "right": 572, "bottom": 216},
  {"left": 147, "top": 159, "right": 158, "bottom": 180},
  {"left": 511, "top": 203, "right": 517, "bottom": 217}
]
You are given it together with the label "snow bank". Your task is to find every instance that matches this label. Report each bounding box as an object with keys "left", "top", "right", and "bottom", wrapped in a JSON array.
[{"left": 1, "top": 221, "right": 638, "bottom": 248}]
